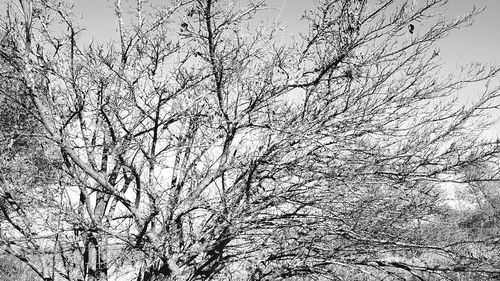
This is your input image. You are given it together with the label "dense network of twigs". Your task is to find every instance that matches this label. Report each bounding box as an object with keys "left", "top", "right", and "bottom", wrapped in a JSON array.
[{"left": 1, "top": 0, "right": 500, "bottom": 280}]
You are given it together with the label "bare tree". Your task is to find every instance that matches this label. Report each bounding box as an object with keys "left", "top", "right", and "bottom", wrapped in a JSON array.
[{"left": 1, "top": 0, "right": 500, "bottom": 280}]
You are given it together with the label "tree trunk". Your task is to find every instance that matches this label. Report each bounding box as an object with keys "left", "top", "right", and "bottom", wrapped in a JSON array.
[
  {"left": 96, "top": 234, "right": 108, "bottom": 281},
  {"left": 84, "top": 233, "right": 108, "bottom": 281}
]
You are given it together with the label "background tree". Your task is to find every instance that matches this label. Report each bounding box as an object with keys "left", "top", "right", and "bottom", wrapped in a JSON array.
[
  {"left": 0, "top": 26, "right": 64, "bottom": 280},
  {"left": 1, "top": 0, "right": 500, "bottom": 280},
  {"left": 452, "top": 163, "right": 500, "bottom": 234}
]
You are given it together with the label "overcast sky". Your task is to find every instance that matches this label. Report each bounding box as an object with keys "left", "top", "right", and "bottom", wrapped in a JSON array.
[{"left": 74, "top": 0, "right": 500, "bottom": 71}]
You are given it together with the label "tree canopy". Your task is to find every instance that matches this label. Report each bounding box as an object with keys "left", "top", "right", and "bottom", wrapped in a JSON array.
[{"left": 1, "top": 0, "right": 500, "bottom": 280}]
